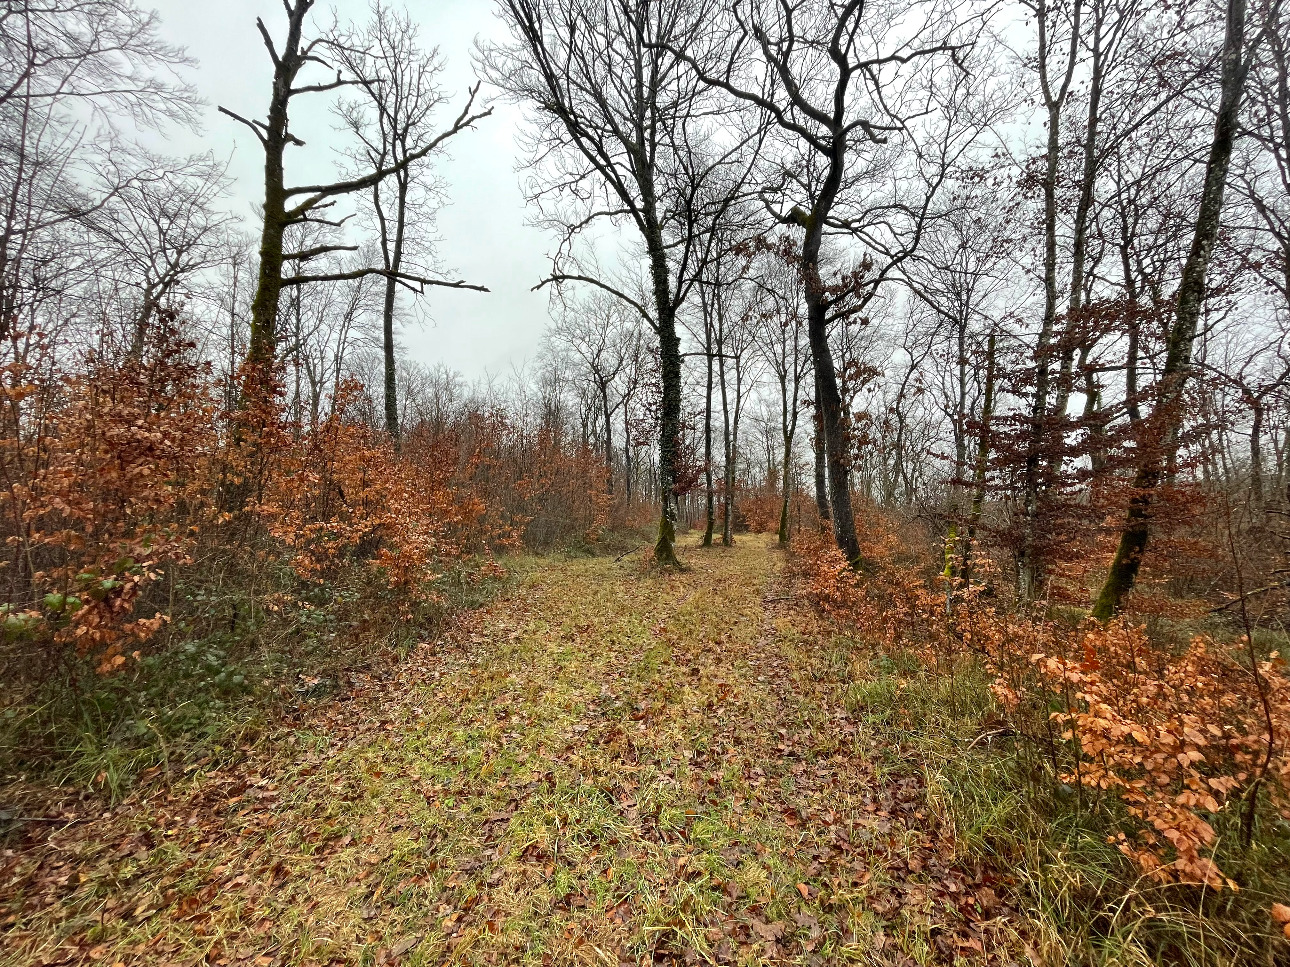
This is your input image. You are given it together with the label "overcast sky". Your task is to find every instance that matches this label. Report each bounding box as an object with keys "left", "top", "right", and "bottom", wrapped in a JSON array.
[{"left": 149, "top": 0, "right": 552, "bottom": 381}]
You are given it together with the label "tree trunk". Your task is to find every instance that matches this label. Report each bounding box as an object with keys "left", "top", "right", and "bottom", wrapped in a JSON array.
[
  {"left": 797, "top": 185, "right": 860, "bottom": 560},
  {"left": 702, "top": 314, "right": 715, "bottom": 546},
  {"left": 1018, "top": 99, "right": 1064, "bottom": 602},
  {"left": 1250, "top": 399, "right": 1264, "bottom": 509},
  {"left": 1082, "top": 355, "right": 1107, "bottom": 476},
  {"left": 1050, "top": 14, "right": 1105, "bottom": 440},
  {"left": 1092, "top": 0, "right": 1250, "bottom": 619},
  {"left": 378, "top": 173, "right": 410, "bottom": 444},
  {"left": 244, "top": 2, "right": 317, "bottom": 371},
  {"left": 718, "top": 329, "right": 733, "bottom": 547},
  {"left": 778, "top": 441, "right": 793, "bottom": 544},
  {"left": 812, "top": 375, "right": 831, "bottom": 524},
  {"left": 964, "top": 333, "right": 997, "bottom": 586},
  {"left": 624, "top": 404, "right": 633, "bottom": 505},
  {"left": 778, "top": 378, "right": 797, "bottom": 546},
  {"left": 249, "top": 172, "right": 288, "bottom": 366},
  {"left": 1019, "top": 0, "right": 1082, "bottom": 602},
  {"left": 654, "top": 303, "right": 682, "bottom": 566},
  {"left": 946, "top": 317, "right": 969, "bottom": 577},
  {"left": 602, "top": 383, "right": 615, "bottom": 495},
  {"left": 805, "top": 269, "right": 861, "bottom": 563},
  {"left": 132, "top": 284, "right": 157, "bottom": 357}
]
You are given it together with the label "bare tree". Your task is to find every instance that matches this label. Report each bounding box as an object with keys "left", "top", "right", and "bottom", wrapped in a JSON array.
[
  {"left": 481, "top": 0, "right": 762, "bottom": 566},
  {"left": 903, "top": 196, "right": 1015, "bottom": 573},
  {"left": 664, "top": 0, "right": 980, "bottom": 565},
  {"left": 332, "top": 1, "right": 489, "bottom": 442},
  {"left": 0, "top": 0, "right": 199, "bottom": 345},
  {"left": 81, "top": 152, "right": 233, "bottom": 354},
  {"left": 548, "top": 293, "right": 640, "bottom": 493},
  {"left": 1235, "top": 0, "right": 1290, "bottom": 314},
  {"left": 218, "top": 0, "right": 488, "bottom": 370},
  {"left": 701, "top": 248, "right": 760, "bottom": 546},
  {"left": 277, "top": 225, "right": 382, "bottom": 429},
  {"left": 751, "top": 236, "right": 811, "bottom": 544}
]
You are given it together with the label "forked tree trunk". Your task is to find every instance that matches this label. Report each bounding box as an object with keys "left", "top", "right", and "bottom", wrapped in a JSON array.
[{"left": 245, "top": 4, "right": 313, "bottom": 367}]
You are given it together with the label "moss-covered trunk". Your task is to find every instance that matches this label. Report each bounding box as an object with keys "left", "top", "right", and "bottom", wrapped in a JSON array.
[{"left": 1093, "top": 0, "right": 1250, "bottom": 619}]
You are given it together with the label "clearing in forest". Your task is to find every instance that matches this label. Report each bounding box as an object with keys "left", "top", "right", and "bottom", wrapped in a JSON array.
[{"left": 2, "top": 537, "right": 1021, "bottom": 966}]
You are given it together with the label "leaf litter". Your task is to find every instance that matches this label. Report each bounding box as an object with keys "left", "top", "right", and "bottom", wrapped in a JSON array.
[{"left": 2, "top": 536, "right": 1027, "bottom": 966}]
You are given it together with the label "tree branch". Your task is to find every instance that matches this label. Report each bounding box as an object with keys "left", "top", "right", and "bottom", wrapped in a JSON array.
[
  {"left": 217, "top": 106, "right": 268, "bottom": 146},
  {"left": 534, "top": 274, "right": 654, "bottom": 328},
  {"left": 284, "top": 267, "right": 489, "bottom": 293}
]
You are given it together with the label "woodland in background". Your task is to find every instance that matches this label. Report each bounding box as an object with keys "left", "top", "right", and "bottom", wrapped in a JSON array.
[{"left": 4, "top": 0, "right": 1290, "bottom": 964}]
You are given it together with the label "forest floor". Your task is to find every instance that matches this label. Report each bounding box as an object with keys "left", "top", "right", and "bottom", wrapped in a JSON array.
[{"left": 2, "top": 535, "right": 1027, "bottom": 967}]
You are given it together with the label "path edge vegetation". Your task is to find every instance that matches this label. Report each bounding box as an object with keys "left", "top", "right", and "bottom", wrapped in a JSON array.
[{"left": 785, "top": 525, "right": 1290, "bottom": 967}]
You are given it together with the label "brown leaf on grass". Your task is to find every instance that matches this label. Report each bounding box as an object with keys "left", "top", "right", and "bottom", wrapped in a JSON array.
[
  {"left": 976, "top": 885, "right": 1001, "bottom": 913},
  {"left": 749, "top": 918, "right": 785, "bottom": 942},
  {"left": 793, "top": 910, "right": 820, "bottom": 930},
  {"left": 1272, "top": 902, "right": 1290, "bottom": 924},
  {"left": 390, "top": 934, "right": 421, "bottom": 957}
]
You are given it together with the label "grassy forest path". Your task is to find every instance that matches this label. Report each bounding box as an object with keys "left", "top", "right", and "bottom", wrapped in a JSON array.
[{"left": 4, "top": 536, "right": 1019, "bottom": 967}]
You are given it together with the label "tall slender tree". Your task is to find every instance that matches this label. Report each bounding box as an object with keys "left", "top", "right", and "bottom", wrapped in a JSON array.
[
  {"left": 1091, "top": 0, "right": 1269, "bottom": 618},
  {"left": 481, "top": 0, "right": 761, "bottom": 566},
  {"left": 332, "top": 2, "right": 489, "bottom": 443}
]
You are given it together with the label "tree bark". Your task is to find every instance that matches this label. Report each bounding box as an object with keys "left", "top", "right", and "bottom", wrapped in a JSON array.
[
  {"left": 602, "top": 379, "right": 615, "bottom": 496},
  {"left": 718, "top": 319, "right": 734, "bottom": 547},
  {"left": 778, "top": 368, "right": 799, "bottom": 546},
  {"left": 703, "top": 311, "right": 716, "bottom": 546},
  {"left": 794, "top": 140, "right": 861, "bottom": 560},
  {"left": 645, "top": 174, "right": 682, "bottom": 564},
  {"left": 245, "top": 5, "right": 311, "bottom": 367},
  {"left": 812, "top": 371, "right": 831, "bottom": 524},
  {"left": 1247, "top": 392, "right": 1265, "bottom": 510},
  {"left": 1050, "top": 4, "right": 1107, "bottom": 438},
  {"left": 655, "top": 309, "right": 682, "bottom": 565},
  {"left": 377, "top": 171, "right": 410, "bottom": 444}
]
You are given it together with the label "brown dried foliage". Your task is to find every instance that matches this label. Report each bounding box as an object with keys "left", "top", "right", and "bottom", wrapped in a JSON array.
[{"left": 790, "top": 519, "right": 1289, "bottom": 889}]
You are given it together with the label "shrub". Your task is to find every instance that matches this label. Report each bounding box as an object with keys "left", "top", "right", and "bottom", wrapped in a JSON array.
[
  {"left": 790, "top": 518, "right": 1289, "bottom": 889},
  {"left": 1, "top": 321, "right": 215, "bottom": 675}
]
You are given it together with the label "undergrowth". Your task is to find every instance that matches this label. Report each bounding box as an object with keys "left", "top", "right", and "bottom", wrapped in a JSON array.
[
  {"left": 845, "top": 649, "right": 1290, "bottom": 966},
  {"left": 0, "top": 554, "right": 513, "bottom": 804}
]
